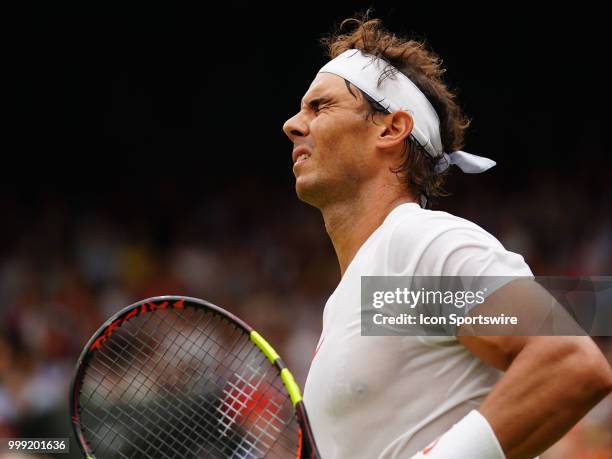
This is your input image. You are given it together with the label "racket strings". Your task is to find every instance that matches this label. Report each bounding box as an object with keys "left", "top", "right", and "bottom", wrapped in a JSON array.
[
  {"left": 89, "top": 308, "right": 227, "bottom": 456},
  {"left": 84, "top": 319, "right": 235, "bottom": 458},
  {"left": 83, "top": 318, "right": 251, "bottom": 458},
  {"left": 86, "top": 310, "right": 261, "bottom": 457},
  {"left": 78, "top": 307, "right": 300, "bottom": 458},
  {"left": 89, "top": 343, "right": 231, "bottom": 457}
]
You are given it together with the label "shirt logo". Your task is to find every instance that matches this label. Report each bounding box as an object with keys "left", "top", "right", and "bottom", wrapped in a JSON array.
[
  {"left": 422, "top": 438, "right": 439, "bottom": 455},
  {"left": 312, "top": 336, "right": 325, "bottom": 361}
]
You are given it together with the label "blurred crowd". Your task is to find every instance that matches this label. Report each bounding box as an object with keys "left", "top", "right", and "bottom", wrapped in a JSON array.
[{"left": 1, "top": 168, "right": 610, "bottom": 458}]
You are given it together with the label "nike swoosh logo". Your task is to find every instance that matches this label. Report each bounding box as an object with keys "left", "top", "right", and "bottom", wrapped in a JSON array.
[
  {"left": 422, "top": 438, "right": 439, "bottom": 455},
  {"left": 312, "top": 337, "right": 325, "bottom": 360}
]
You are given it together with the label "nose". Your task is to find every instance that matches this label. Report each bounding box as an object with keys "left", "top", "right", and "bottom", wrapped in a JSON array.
[{"left": 282, "top": 112, "right": 309, "bottom": 142}]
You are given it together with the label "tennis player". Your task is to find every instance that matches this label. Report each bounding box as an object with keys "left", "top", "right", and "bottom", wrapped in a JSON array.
[{"left": 282, "top": 16, "right": 612, "bottom": 459}]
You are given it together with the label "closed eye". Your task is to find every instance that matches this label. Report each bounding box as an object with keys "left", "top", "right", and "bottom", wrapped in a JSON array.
[{"left": 302, "top": 97, "right": 333, "bottom": 113}]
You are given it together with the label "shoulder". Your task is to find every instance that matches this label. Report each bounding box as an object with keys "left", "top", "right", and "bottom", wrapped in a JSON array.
[
  {"left": 385, "top": 205, "right": 502, "bottom": 256},
  {"left": 383, "top": 205, "right": 532, "bottom": 277}
]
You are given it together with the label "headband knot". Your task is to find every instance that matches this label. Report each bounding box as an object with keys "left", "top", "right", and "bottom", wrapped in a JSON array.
[{"left": 319, "top": 49, "right": 496, "bottom": 174}]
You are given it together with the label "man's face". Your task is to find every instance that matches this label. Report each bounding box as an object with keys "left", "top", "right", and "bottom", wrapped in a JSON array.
[{"left": 282, "top": 73, "right": 382, "bottom": 208}]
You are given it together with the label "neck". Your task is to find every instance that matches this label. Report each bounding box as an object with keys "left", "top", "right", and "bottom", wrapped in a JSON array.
[{"left": 321, "top": 186, "right": 415, "bottom": 276}]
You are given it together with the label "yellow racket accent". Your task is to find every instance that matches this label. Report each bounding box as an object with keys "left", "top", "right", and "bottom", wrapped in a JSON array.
[
  {"left": 250, "top": 330, "right": 280, "bottom": 363},
  {"left": 281, "top": 368, "right": 302, "bottom": 406},
  {"left": 250, "top": 330, "right": 303, "bottom": 406}
]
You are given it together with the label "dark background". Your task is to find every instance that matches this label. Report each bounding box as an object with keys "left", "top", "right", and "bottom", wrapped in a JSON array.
[
  {"left": 2, "top": 2, "right": 610, "bottom": 458},
  {"left": 6, "top": 3, "right": 610, "bottom": 263},
  {"left": 7, "top": 3, "right": 610, "bottom": 183}
]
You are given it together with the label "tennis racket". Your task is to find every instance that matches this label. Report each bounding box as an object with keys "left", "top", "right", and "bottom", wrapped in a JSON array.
[{"left": 70, "top": 295, "right": 321, "bottom": 459}]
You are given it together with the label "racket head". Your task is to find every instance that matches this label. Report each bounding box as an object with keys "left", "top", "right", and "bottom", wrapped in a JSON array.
[{"left": 69, "top": 295, "right": 318, "bottom": 459}]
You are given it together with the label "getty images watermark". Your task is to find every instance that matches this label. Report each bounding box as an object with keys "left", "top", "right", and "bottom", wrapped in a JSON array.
[{"left": 361, "top": 276, "right": 612, "bottom": 336}]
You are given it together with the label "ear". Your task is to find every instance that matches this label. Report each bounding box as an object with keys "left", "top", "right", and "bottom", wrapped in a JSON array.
[{"left": 376, "top": 111, "right": 414, "bottom": 151}]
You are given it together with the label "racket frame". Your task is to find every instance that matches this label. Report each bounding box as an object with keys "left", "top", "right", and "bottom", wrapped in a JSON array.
[{"left": 69, "top": 295, "right": 320, "bottom": 459}]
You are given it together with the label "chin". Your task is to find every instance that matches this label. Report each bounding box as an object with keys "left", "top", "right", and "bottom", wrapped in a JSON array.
[
  {"left": 295, "top": 175, "right": 324, "bottom": 208},
  {"left": 295, "top": 178, "right": 313, "bottom": 201}
]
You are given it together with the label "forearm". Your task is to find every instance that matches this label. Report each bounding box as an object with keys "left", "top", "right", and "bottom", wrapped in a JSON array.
[{"left": 479, "top": 336, "right": 612, "bottom": 459}]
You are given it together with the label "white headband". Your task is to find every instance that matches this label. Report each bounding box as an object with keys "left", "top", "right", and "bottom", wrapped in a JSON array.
[{"left": 318, "top": 49, "right": 496, "bottom": 174}]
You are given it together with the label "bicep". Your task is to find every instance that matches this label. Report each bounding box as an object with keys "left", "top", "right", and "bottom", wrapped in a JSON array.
[
  {"left": 458, "top": 335, "right": 529, "bottom": 371},
  {"left": 457, "top": 278, "right": 580, "bottom": 370},
  {"left": 457, "top": 279, "right": 554, "bottom": 370}
]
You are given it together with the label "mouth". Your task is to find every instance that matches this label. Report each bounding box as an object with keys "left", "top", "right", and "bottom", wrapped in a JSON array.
[{"left": 292, "top": 146, "right": 312, "bottom": 164}]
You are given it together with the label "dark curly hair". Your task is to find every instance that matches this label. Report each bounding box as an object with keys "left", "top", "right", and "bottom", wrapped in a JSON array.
[{"left": 321, "top": 14, "right": 470, "bottom": 207}]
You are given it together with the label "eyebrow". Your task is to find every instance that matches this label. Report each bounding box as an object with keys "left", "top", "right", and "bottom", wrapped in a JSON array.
[{"left": 300, "top": 95, "right": 334, "bottom": 110}]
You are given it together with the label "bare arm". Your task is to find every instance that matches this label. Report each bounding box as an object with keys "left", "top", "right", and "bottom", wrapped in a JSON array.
[{"left": 458, "top": 281, "right": 612, "bottom": 458}]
